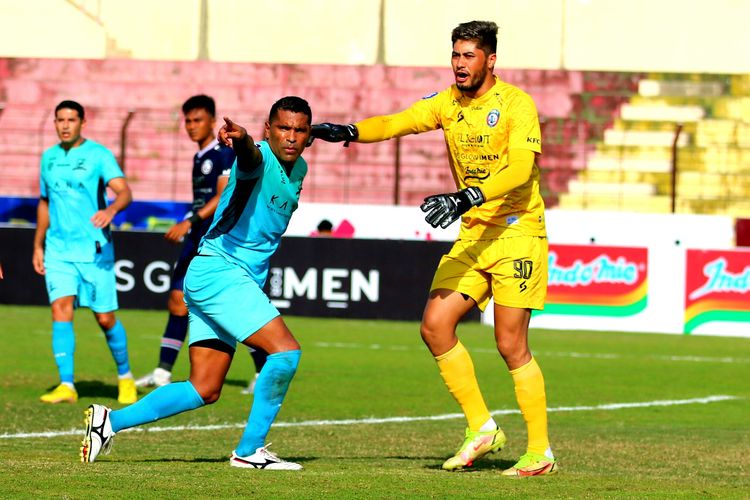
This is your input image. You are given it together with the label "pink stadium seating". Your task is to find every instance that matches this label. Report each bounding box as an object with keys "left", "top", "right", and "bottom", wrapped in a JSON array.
[{"left": 0, "top": 58, "right": 639, "bottom": 206}]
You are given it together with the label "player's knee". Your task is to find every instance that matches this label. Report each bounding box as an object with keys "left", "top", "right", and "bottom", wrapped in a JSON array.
[
  {"left": 197, "top": 386, "right": 222, "bottom": 405},
  {"left": 495, "top": 336, "right": 529, "bottom": 367},
  {"left": 50, "top": 299, "right": 74, "bottom": 320},
  {"left": 95, "top": 314, "right": 116, "bottom": 331},
  {"left": 420, "top": 321, "right": 457, "bottom": 356},
  {"left": 419, "top": 320, "right": 438, "bottom": 345}
]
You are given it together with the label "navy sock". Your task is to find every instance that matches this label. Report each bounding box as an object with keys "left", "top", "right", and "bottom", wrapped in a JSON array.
[
  {"left": 158, "top": 314, "right": 189, "bottom": 371},
  {"left": 250, "top": 348, "right": 268, "bottom": 372}
]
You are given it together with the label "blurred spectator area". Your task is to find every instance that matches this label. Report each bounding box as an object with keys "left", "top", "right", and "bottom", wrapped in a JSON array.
[{"left": 1, "top": 58, "right": 748, "bottom": 216}]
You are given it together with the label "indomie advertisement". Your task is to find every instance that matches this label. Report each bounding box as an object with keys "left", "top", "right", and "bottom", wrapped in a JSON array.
[
  {"left": 684, "top": 249, "right": 750, "bottom": 335},
  {"left": 538, "top": 244, "right": 649, "bottom": 317}
]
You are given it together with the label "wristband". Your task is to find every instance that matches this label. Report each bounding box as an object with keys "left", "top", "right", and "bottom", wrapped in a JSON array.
[{"left": 188, "top": 213, "right": 202, "bottom": 226}]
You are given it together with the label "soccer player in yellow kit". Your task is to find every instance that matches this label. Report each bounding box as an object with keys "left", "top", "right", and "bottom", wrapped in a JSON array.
[{"left": 311, "top": 20, "right": 556, "bottom": 477}]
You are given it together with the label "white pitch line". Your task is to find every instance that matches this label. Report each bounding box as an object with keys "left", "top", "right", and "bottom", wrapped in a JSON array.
[
  {"left": 0, "top": 395, "right": 739, "bottom": 440},
  {"left": 312, "top": 342, "right": 749, "bottom": 364}
]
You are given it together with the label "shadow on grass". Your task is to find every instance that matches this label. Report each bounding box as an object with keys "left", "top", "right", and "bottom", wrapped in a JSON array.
[
  {"left": 120, "top": 378, "right": 248, "bottom": 396},
  {"left": 131, "top": 456, "right": 318, "bottom": 465},
  {"left": 421, "top": 457, "right": 517, "bottom": 472},
  {"left": 65, "top": 380, "right": 118, "bottom": 399}
]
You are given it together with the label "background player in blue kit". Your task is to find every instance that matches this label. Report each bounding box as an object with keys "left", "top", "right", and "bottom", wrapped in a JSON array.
[
  {"left": 33, "top": 100, "right": 137, "bottom": 405},
  {"left": 81, "top": 96, "right": 313, "bottom": 470},
  {"left": 136, "top": 95, "right": 267, "bottom": 390}
]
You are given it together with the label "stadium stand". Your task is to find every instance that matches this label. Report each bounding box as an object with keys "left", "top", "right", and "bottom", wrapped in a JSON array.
[
  {"left": 561, "top": 73, "right": 750, "bottom": 216},
  {"left": 2, "top": 58, "right": 748, "bottom": 215},
  {"left": 0, "top": 58, "right": 638, "bottom": 208}
]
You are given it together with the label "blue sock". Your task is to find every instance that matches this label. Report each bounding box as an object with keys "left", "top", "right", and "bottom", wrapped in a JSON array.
[
  {"left": 110, "top": 381, "right": 204, "bottom": 433},
  {"left": 158, "top": 314, "right": 189, "bottom": 371},
  {"left": 51, "top": 321, "right": 75, "bottom": 384},
  {"left": 235, "top": 350, "right": 301, "bottom": 456},
  {"left": 103, "top": 320, "right": 130, "bottom": 376}
]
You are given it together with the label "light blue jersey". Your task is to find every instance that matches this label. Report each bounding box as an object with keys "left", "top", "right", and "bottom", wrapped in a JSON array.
[
  {"left": 198, "top": 141, "right": 308, "bottom": 286},
  {"left": 40, "top": 139, "right": 124, "bottom": 262}
]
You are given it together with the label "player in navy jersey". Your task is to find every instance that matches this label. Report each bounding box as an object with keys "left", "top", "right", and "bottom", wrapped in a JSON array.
[
  {"left": 82, "top": 96, "right": 312, "bottom": 470},
  {"left": 34, "top": 100, "right": 137, "bottom": 405},
  {"left": 136, "top": 95, "right": 268, "bottom": 390}
]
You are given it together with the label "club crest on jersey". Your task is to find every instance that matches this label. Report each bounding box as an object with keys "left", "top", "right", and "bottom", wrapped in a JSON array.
[
  {"left": 422, "top": 92, "right": 438, "bottom": 100},
  {"left": 201, "top": 159, "right": 213, "bottom": 175},
  {"left": 486, "top": 109, "right": 500, "bottom": 127}
]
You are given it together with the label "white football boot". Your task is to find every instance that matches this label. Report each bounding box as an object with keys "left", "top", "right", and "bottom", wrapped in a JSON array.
[{"left": 80, "top": 404, "right": 115, "bottom": 463}]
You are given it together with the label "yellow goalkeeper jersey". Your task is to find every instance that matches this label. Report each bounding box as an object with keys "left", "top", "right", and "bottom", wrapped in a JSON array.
[{"left": 356, "top": 76, "right": 546, "bottom": 240}]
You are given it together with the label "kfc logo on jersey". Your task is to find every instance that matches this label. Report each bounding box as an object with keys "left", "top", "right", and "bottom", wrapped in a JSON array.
[
  {"left": 486, "top": 109, "right": 500, "bottom": 127},
  {"left": 200, "top": 159, "right": 213, "bottom": 175}
]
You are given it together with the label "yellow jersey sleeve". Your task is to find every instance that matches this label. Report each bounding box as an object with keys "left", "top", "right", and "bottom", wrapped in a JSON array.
[{"left": 354, "top": 90, "right": 450, "bottom": 142}]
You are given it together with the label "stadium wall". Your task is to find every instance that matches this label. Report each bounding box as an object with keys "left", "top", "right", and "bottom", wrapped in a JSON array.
[
  {"left": 2, "top": 207, "right": 747, "bottom": 337},
  {"left": 1, "top": 0, "right": 749, "bottom": 73},
  {"left": 0, "top": 227, "right": 476, "bottom": 322}
]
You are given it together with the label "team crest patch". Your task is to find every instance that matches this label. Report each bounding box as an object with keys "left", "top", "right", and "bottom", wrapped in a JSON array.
[
  {"left": 421, "top": 92, "right": 438, "bottom": 100},
  {"left": 487, "top": 109, "right": 500, "bottom": 127},
  {"left": 201, "top": 159, "right": 213, "bottom": 175}
]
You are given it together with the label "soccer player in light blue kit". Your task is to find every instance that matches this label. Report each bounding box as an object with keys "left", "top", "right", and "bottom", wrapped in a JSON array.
[
  {"left": 33, "top": 100, "right": 137, "bottom": 405},
  {"left": 81, "top": 96, "right": 312, "bottom": 470}
]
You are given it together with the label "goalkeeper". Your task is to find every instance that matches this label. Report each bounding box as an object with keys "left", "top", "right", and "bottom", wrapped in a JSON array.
[{"left": 312, "top": 20, "right": 556, "bottom": 477}]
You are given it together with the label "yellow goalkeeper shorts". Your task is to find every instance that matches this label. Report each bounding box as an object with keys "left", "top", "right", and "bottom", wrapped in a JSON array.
[{"left": 430, "top": 236, "right": 548, "bottom": 312}]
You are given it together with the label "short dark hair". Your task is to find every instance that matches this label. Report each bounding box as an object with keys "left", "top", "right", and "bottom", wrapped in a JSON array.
[
  {"left": 55, "top": 100, "right": 85, "bottom": 120},
  {"left": 182, "top": 94, "right": 216, "bottom": 117},
  {"left": 269, "top": 96, "right": 312, "bottom": 125},
  {"left": 451, "top": 20, "right": 498, "bottom": 55},
  {"left": 317, "top": 219, "right": 333, "bottom": 232}
]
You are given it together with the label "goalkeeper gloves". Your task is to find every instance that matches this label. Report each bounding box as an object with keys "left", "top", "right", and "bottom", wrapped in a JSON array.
[
  {"left": 309, "top": 123, "right": 359, "bottom": 147},
  {"left": 420, "top": 186, "right": 485, "bottom": 229}
]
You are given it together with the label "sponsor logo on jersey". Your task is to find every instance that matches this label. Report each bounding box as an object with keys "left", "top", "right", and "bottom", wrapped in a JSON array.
[
  {"left": 506, "top": 215, "right": 519, "bottom": 225},
  {"left": 457, "top": 152, "right": 499, "bottom": 162},
  {"left": 422, "top": 92, "right": 438, "bottom": 99},
  {"left": 201, "top": 159, "right": 214, "bottom": 175},
  {"left": 487, "top": 109, "right": 500, "bottom": 127},
  {"left": 464, "top": 166, "right": 490, "bottom": 181},
  {"left": 457, "top": 133, "right": 490, "bottom": 145}
]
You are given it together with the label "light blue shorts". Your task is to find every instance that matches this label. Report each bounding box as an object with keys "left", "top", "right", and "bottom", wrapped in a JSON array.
[
  {"left": 183, "top": 255, "right": 280, "bottom": 349},
  {"left": 44, "top": 257, "right": 119, "bottom": 313}
]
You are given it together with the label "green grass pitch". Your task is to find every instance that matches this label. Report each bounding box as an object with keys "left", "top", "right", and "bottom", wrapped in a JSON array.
[{"left": 1, "top": 305, "right": 748, "bottom": 498}]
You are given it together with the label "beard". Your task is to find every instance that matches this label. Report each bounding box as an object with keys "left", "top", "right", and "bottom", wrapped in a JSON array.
[{"left": 456, "top": 66, "right": 489, "bottom": 93}]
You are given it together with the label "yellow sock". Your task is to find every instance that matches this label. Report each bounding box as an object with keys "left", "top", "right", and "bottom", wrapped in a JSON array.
[
  {"left": 435, "top": 341, "right": 491, "bottom": 431},
  {"left": 510, "top": 356, "right": 550, "bottom": 455}
]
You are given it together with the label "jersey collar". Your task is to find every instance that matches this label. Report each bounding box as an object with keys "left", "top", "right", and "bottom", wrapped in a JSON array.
[{"left": 196, "top": 138, "right": 220, "bottom": 159}]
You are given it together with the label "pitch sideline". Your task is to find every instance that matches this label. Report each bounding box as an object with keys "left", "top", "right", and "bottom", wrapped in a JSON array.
[
  {"left": 313, "top": 341, "right": 749, "bottom": 364},
  {"left": 0, "top": 394, "right": 739, "bottom": 440}
]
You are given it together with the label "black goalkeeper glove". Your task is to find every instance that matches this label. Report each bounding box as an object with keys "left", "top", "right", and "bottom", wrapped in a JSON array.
[
  {"left": 309, "top": 123, "right": 359, "bottom": 147},
  {"left": 420, "top": 186, "right": 485, "bottom": 229}
]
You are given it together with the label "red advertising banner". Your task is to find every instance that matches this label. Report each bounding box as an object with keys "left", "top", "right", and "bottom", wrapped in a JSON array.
[
  {"left": 540, "top": 244, "right": 649, "bottom": 316},
  {"left": 684, "top": 249, "right": 750, "bottom": 333}
]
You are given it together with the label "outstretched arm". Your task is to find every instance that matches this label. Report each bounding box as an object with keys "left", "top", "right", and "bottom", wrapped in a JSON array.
[
  {"left": 218, "top": 117, "right": 262, "bottom": 172},
  {"left": 311, "top": 100, "right": 441, "bottom": 146}
]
